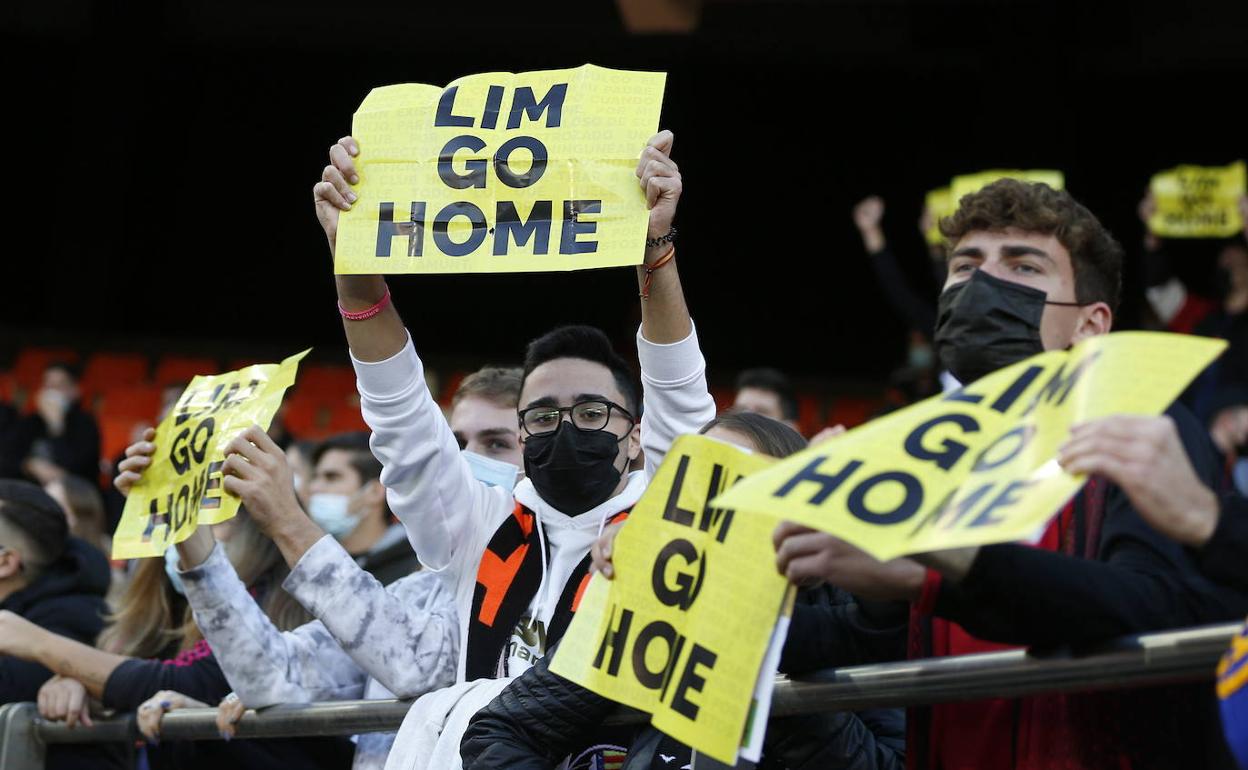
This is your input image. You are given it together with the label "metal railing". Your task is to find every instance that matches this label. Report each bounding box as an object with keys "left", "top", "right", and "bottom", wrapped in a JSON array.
[{"left": 0, "top": 622, "right": 1238, "bottom": 769}]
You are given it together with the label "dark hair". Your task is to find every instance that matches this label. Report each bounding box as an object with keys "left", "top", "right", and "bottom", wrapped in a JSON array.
[
  {"left": 311, "top": 432, "right": 382, "bottom": 485},
  {"left": 522, "top": 326, "right": 640, "bottom": 416},
  {"left": 939, "top": 179, "right": 1124, "bottom": 312},
  {"left": 44, "top": 360, "right": 81, "bottom": 383},
  {"left": 0, "top": 480, "right": 69, "bottom": 572},
  {"left": 699, "top": 412, "right": 807, "bottom": 459},
  {"left": 50, "top": 475, "right": 107, "bottom": 554},
  {"left": 452, "top": 366, "right": 523, "bottom": 410},
  {"left": 735, "top": 368, "right": 798, "bottom": 421}
]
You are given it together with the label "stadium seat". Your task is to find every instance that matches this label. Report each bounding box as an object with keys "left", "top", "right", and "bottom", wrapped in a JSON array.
[
  {"left": 98, "top": 384, "right": 163, "bottom": 422},
  {"left": 154, "top": 356, "right": 219, "bottom": 388},
  {"left": 80, "top": 353, "right": 151, "bottom": 404}
]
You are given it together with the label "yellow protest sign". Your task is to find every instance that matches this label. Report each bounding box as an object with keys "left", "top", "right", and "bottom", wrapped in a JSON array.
[
  {"left": 334, "top": 65, "right": 666, "bottom": 275},
  {"left": 950, "top": 169, "right": 1065, "bottom": 205},
  {"left": 112, "top": 351, "right": 308, "bottom": 559},
  {"left": 924, "top": 187, "right": 954, "bottom": 246},
  {"left": 550, "top": 435, "right": 790, "bottom": 764},
  {"left": 713, "top": 333, "right": 1224, "bottom": 562},
  {"left": 1148, "top": 161, "right": 1246, "bottom": 238}
]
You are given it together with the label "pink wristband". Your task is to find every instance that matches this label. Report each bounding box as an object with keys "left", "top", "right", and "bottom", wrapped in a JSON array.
[{"left": 338, "top": 287, "right": 391, "bottom": 321}]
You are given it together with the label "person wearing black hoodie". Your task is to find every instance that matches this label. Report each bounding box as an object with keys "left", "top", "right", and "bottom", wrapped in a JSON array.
[{"left": 0, "top": 479, "right": 122, "bottom": 770}]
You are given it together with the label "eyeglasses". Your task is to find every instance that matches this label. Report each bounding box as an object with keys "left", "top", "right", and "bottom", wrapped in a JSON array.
[{"left": 518, "top": 399, "right": 635, "bottom": 437}]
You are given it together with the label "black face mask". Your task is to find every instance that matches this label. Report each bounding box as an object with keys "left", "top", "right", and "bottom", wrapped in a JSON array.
[
  {"left": 523, "top": 421, "right": 627, "bottom": 515},
  {"left": 933, "top": 269, "right": 1080, "bottom": 385}
]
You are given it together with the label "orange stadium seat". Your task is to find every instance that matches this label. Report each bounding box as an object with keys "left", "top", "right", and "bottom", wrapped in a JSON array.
[
  {"left": 154, "top": 356, "right": 219, "bottom": 387},
  {"left": 98, "top": 384, "right": 163, "bottom": 422},
  {"left": 298, "top": 364, "right": 357, "bottom": 399},
  {"left": 80, "top": 353, "right": 150, "bottom": 404},
  {"left": 100, "top": 414, "right": 151, "bottom": 464},
  {"left": 13, "top": 347, "right": 79, "bottom": 392}
]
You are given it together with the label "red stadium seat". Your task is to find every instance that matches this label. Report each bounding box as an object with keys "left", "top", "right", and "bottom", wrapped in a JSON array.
[
  {"left": 80, "top": 353, "right": 150, "bottom": 404},
  {"left": 797, "top": 393, "right": 823, "bottom": 437},
  {"left": 13, "top": 347, "right": 79, "bottom": 392},
  {"left": 154, "top": 356, "right": 219, "bottom": 388},
  {"left": 298, "top": 364, "right": 358, "bottom": 400},
  {"left": 98, "top": 384, "right": 163, "bottom": 422},
  {"left": 100, "top": 414, "right": 152, "bottom": 464}
]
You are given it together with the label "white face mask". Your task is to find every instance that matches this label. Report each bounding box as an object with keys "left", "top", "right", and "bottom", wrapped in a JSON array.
[
  {"left": 307, "top": 493, "right": 360, "bottom": 539},
  {"left": 462, "top": 451, "right": 521, "bottom": 490}
]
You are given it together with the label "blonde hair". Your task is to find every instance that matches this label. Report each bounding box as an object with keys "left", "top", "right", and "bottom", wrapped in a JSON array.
[{"left": 98, "top": 509, "right": 311, "bottom": 657}]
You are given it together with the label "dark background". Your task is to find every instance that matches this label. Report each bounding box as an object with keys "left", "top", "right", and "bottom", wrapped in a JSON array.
[{"left": 5, "top": 0, "right": 1247, "bottom": 385}]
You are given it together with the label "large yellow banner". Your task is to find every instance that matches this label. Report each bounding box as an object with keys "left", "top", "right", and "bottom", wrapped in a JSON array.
[
  {"left": 1148, "top": 161, "right": 1246, "bottom": 238},
  {"left": 550, "top": 435, "right": 790, "bottom": 765},
  {"left": 714, "top": 333, "right": 1224, "bottom": 562},
  {"left": 112, "top": 351, "right": 308, "bottom": 559},
  {"left": 334, "top": 65, "right": 666, "bottom": 275}
]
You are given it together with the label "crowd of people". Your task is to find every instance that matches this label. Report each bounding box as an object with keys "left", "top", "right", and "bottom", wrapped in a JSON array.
[{"left": 0, "top": 126, "right": 1246, "bottom": 770}]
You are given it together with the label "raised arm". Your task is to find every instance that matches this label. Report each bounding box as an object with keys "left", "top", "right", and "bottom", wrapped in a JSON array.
[
  {"left": 180, "top": 543, "right": 371, "bottom": 707},
  {"left": 313, "top": 140, "right": 505, "bottom": 570},
  {"left": 632, "top": 131, "right": 716, "bottom": 475}
]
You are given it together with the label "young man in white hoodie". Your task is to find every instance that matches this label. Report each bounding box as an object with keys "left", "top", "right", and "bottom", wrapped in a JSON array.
[{"left": 312, "top": 127, "right": 716, "bottom": 692}]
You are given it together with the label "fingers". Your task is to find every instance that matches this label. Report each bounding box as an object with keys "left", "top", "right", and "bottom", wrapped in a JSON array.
[
  {"left": 334, "top": 136, "right": 360, "bottom": 177},
  {"left": 314, "top": 179, "right": 352, "bottom": 212},
  {"left": 775, "top": 531, "right": 837, "bottom": 576},
  {"left": 645, "top": 175, "right": 681, "bottom": 210},
  {"left": 242, "top": 424, "right": 283, "bottom": 456},
  {"left": 221, "top": 454, "right": 258, "bottom": 483},
  {"left": 635, "top": 145, "right": 678, "bottom": 178},
  {"left": 771, "top": 520, "right": 814, "bottom": 551},
  {"left": 329, "top": 141, "right": 360, "bottom": 185},
  {"left": 224, "top": 428, "right": 272, "bottom": 467},
  {"left": 217, "top": 693, "right": 244, "bottom": 741},
  {"left": 125, "top": 439, "right": 157, "bottom": 459},
  {"left": 590, "top": 524, "right": 622, "bottom": 580},
  {"left": 647, "top": 129, "right": 674, "bottom": 156}
]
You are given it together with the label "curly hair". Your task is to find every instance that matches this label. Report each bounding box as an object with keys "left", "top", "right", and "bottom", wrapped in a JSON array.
[{"left": 940, "top": 179, "right": 1124, "bottom": 311}]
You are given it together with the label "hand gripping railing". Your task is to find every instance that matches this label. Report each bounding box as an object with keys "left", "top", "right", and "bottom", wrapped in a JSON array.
[{"left": 0, "top": 622, "right": 1238, "bottom": 770}]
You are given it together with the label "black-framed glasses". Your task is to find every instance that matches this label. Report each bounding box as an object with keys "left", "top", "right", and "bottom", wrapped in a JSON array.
[{"left": 518, "top": 399, "right": 635, "bottom": 437}]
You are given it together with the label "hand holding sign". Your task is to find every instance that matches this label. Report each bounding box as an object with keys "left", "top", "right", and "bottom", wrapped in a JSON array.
[
  {"left": 1058, "top": 415, "right": 1220, "bottom": 547},
  {"left": 637, "top": 130, "right": 681, "bottom": 245},
  {"left": 220, "top": 425, "right": 325, "bottom": 563},
  {"left": 772, "top": 521, "right": 925, "bottom": 600},
  {"left": 333, "top": 65, "right": 667, "bottom": 275},
  {"left": 314, "top": 136, "right": 362, "bottom": 252}
]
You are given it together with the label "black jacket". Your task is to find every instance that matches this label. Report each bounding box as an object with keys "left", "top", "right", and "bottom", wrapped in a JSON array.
[
  {"left": 2, "top": 403, "right": 100, "bottom": 482},
  {"left": 103, "top": 646, "right": 355, "bottom": 770},
  {"left": 355, "top": 524, "right": 420, "bottom": 586},
  {"left": 0, "top": 538, "right": 109, "bottom": 703},
  {"left": 460, "top": 587, "right": 907, "bottom": 770},
  {"left": 932, "top": 405, "right": 1248, "bottom": 647},
  {"left": 0, "top": 538, "right": 123, "bottom": 770},
  {"left": 1201, "top": 494, "right": 1248, "bottom": 591}
]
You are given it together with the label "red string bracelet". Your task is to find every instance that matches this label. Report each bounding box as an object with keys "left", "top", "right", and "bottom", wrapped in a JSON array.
[
  {"left": 639, "top": 246, "right": 676, "bottom": 300},
  {"left": 338, "top": 287, "right": 392, "bottom": 321}
]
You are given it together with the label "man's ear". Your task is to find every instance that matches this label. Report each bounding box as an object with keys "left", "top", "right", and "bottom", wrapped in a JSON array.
[
  {"left": 627, "top": 422, "right": 642, "bottom": 462},
  {"left": 362, "top": 480, "right": 387, "bottom": 512},
  {"left": 1072, "top": 301, "right": 1113, "bottom": 344},
  {"left": 0, "top": 549, "right": 23, "bottom": 581}
]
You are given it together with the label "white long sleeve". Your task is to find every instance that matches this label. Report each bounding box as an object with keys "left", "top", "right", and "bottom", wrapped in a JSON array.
[
  {"left": 351, "top": 333, "right": 511, "bottom": 574},
  {"left": 181, "top": 544, "right": 370, "bottom": 707},
  {"left": 637, "top": 322, "right": 718, "bottom": 478},
  {"left": 283, "top": 535, "right": 459, "bottom": 698}
]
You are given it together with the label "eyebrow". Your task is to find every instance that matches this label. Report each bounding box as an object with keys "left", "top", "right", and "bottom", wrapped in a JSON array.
[
  {"left": 476, "top": 428, "right": 516, "bottom": 438},
  {"left": 522, "top": 393, "right": 613, "bottom": 410},
  {"left": 1001, "top": 244, "right": 1055, "bottom": 262}
]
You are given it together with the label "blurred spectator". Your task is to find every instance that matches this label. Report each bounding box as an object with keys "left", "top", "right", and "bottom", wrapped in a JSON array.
[
  {"left": 734, "top": 367, "right": 800, "bottom": 430},
  {"left": 44, "top": 474, "right": 109, "bottom": 558},
  {"left": 0, "top": 479, "right": 117, "bottom": 769},
  {"left": 1, "top": 362, "right": 100, "bottom": 485},
  {"left": 450, "top": 366, "right": 524, "bottom": 471},
  {"left": 307, "top": 432, "right": 418, "bottom": 584},
  {"left": 285, "top": 439, "right": 317, "bottom": 510},
  {"left": 852, "top": 195, "right": 945, "bottom": 342},
  {"left": 7, "top": 508, "right": 352, "bottom": 770}
]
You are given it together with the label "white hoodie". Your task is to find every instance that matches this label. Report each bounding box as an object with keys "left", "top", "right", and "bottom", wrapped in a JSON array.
[{"left": 351, "top": 324, "right": 716, "bottom": 682}]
